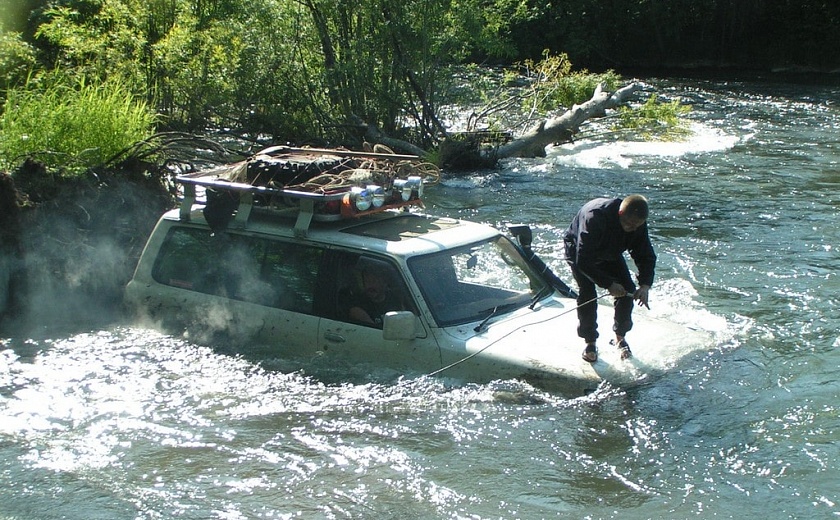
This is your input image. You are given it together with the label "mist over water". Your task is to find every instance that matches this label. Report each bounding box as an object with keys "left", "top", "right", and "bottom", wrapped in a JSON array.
[{"left": 2, "top": 77, "right": 839, "bottom": 518}]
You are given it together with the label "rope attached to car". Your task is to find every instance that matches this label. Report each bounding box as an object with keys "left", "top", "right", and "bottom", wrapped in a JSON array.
[{"left": 426, "top": 292, "right": 612, "bottom": 377}]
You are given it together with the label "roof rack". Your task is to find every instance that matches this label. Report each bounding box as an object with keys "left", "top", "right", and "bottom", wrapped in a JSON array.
[{"left": 174, "top": 146, "right": 433, "bottom": 236}]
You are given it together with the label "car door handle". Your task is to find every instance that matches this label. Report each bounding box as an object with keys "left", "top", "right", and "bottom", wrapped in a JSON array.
[{"left": 324, "top": 332, "right": 346, "bottom": 343}]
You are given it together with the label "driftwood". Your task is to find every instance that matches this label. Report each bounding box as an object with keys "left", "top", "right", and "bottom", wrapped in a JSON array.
[{"left": 496, "top": 81, "right": 645, "bottom": 159}]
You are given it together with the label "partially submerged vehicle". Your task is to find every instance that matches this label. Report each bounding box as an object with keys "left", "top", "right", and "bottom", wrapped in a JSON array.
[{"left": 125, "top": 146, "right": 712, "bottom": 395}]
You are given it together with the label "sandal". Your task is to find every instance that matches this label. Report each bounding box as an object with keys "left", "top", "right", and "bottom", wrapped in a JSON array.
[
  {"left": 613, "top": 339, "right": 632, "bottom": 360},
  {"left": 582, "top": 343, "right": 598, "bottom": 363}
]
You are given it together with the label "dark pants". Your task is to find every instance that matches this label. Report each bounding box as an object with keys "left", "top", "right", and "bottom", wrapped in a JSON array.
[{"left": 568, "top": 259, "right": 635, "bottom": 344}]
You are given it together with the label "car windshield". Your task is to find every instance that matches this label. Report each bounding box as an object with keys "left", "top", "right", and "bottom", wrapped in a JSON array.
[{"left": 407, "top": 235, "right": 552, "bottom": 327}]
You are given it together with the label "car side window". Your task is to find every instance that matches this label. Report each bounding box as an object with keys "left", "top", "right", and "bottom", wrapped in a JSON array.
[
  {"left": 151, "top": 226, "right": 322, "bottom": 313},
  {"left": 331, "top": 252, "right": 415, "bottom": 328}
]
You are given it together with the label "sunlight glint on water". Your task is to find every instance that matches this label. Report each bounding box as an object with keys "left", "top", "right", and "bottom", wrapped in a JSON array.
[{"left": 2, "top": 78, "right": 840, "bottom": 518}]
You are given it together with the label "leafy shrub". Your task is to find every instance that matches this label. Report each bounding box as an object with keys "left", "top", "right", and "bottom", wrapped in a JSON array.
[
  {"left": 0, "top": 31, "right": 37, "bottom": 96},
  {"left": 520, "top": 51, "right": 622, "bottom": 115},
  {"left": 614, "top": 94, "right": 692, "bottom": 141},
  {"left": 0, "top": 74, "right": 156, "bottom": 173}
]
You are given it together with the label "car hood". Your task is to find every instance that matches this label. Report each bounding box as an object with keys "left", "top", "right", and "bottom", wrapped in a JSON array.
[{"left": 432, "top": 297, "right": 714, "bottom": 395}]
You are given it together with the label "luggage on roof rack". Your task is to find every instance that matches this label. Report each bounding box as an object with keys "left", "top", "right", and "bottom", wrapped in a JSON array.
[{"left": 175, "top": 145, "right": 436, "bottom": 235}]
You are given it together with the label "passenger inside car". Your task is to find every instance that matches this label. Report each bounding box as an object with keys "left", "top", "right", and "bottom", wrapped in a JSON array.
[{"left": 342, "top": 257, "right": 409, "bottom": 327}]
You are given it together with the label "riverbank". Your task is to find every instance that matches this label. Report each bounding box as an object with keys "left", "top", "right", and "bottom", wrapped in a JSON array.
[{"left": 0, "top": 160, "right": 173, "bottom": 335}]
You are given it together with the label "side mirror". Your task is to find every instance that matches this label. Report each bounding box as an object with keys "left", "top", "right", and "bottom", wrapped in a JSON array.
[
  {"left": 382, "top": 311, "right": 417, "bottom": 340},
  {"left": 507, "top": 224, "right": 533, "bottom": 249}
]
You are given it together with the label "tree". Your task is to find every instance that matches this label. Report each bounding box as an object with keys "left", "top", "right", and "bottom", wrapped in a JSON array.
[
  {"left": 33, "top": 0, "right": 148, "bottom": 90},
  {"left": 295, "top": 0, "right": 532, "bottom": 148},
  {"left": 496, "top": 81, "right": 645, "bottom": 159},
  {"left": 5, "top": 0, "right": 692, "bottom": 167}
]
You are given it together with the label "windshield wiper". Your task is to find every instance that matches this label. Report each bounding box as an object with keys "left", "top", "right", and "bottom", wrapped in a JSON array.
[
  {"left": 473, "top": 306, "right": 499, "bottom": 333},
  {"left": 529, "top": 285, "right": 552, "bottom": 310}
]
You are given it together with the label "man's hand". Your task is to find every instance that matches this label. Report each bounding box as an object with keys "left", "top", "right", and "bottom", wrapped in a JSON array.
[
  {"left": 633, "top": 285, "right": 651, "bottom": 309},
  {"left": 608, "top": 282, "right": 627, "bottom": 298}
]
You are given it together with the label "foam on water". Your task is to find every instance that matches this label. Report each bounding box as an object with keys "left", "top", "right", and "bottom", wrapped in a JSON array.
[
  {"left": 548, "top": 121, "right": 742, "bottom": 169},
  {"left": 4, "top": 326, "right": 641, "bottom": 518}
]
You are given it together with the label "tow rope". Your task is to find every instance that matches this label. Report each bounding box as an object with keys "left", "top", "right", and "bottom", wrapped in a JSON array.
[{"left": 426, "top": 292, "right": 612, "bottom": 377}]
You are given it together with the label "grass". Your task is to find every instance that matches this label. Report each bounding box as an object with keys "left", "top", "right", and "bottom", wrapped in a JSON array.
[{"left": 0, "top": 74, "right": 156, "bottom": 174}]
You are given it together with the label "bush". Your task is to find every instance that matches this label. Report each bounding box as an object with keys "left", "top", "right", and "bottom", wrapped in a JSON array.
[
  {"left": 614, "top": 94, "right": 692, "bottom": 141},
  {"left": 0, "top": 32, "right": 36, "bottom": 96},
  {"left": 0, "top": 74, "right": 156, "bottom": 173},
  {"left": 520, "top": 51, "right": 623, "bottom": 115}
]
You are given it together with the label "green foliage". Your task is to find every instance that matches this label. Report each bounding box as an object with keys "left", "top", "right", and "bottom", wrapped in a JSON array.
[
  {"left": 151, "top": 14, "right": 243, "bottom": 129},
  {"left": 448, "top": 52, "right": 627, "bottom": 136},
  {"left": 0, "top": 74, "right": 156, "bottom": 173},
  {"left": 3, "top": 0, "right": 715, "bottom": 160},
  {"left": 0, "top": 32, "right": 37, "bottom": 96},
  {"left": 520, "top": 51, "right": 622, "bottom": 115},
  {"left": 34, "top": 0, "right": 147, "bottom": 92},
  {"left": 300, "top": 0, "right": 502, "bottom": 144},
  {"left": 8, "top": 0, "right": 649, "bottom": 151},
  {"left": 444, "top": 0, "right": 535, "bottom": 60},
  {"left": 222, "top": 2, "right": 327, "bottom": 140},
  {"left": 613, "top": 95, "right": 692, "bottom": 141},
  {"left": 25, "top": 0, "right": 360, "bottom": 138}
]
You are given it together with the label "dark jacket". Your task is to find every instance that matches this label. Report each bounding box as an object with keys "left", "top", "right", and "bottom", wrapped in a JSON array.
[{"left": 563, "top": 198, "right": 656, "bottom": 289}]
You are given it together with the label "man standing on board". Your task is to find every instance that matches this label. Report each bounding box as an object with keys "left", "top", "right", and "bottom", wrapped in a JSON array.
[{"left": 563, "top": 195, "right": 656, "bottom": 363}]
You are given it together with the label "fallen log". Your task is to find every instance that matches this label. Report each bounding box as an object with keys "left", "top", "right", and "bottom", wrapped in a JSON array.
[
  {"left": 350, "top": 81, "right": 647, "bottom": 168},
  {"left": 496, "top": 81, "right": 646, "bottom": 158}
]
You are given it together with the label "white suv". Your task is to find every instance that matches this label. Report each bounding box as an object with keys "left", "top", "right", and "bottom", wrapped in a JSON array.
[{"left": 125, "top": 148, "right": 709, "bottom": 394}]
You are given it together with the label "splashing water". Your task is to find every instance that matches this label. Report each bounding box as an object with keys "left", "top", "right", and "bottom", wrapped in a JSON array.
[{"left": 3, "top": 77, "right": 840, "bottom": 519}]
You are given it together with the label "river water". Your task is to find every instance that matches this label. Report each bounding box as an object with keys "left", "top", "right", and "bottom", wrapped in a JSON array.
[{"left": 2, "top": 78, "right": 839, "bottom": 519}]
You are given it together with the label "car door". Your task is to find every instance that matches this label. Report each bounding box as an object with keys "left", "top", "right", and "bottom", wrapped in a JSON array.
[
  {"left": 315, "top": 250, "right": 443, "bottom": 373},
  {"left": 147, "top": 225, "right": 322, "bottom": 356}
]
